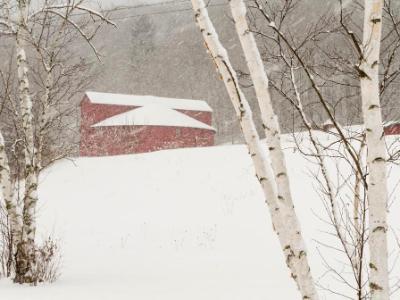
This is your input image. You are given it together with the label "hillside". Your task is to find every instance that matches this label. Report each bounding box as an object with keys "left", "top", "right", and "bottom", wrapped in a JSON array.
[{"left": 1, "top": 134, "right": 400, "bottom": 299}]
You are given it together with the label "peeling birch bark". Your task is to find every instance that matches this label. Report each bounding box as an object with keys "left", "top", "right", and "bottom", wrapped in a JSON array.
[
  {"left": 360, "top": 0, "right": 389, "bottom": 298},
  {"left": 191, "top": 0, "right": 318, "bottom": 298}
]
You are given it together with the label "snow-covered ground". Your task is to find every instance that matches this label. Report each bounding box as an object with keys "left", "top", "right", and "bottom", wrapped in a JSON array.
[{"left": 1, "top": 136, "right": 400, "bottom": 299}]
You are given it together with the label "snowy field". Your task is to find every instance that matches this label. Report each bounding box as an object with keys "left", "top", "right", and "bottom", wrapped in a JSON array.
[{"left": 1, "top": 135, "right": 400, "bottom": 299}]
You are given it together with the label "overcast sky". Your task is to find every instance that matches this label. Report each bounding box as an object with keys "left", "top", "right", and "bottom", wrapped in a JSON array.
[
  {"left": 29, "top": 0, "right": 183, "bottom": 10},
  {"left": 97, "top": 0, "right": 183, "bottom": 9}
]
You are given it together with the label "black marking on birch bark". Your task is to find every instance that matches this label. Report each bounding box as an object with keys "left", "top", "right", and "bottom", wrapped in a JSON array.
[
  {"left": 258, "top": 176, "right": 267, "bottom": 182},
  {"left": 355, "top": 65, "right": 371, "bottom": 79},
  {"left": 372, "top": 226, "right": 386, "bottom": 233},
  {"left": 277, "top": 195, "right": 284, "bottom": 201},
  {"left": 220, "top": 60, "right": 246, "bottom": 120},
  {"left": 372, "top": 157, "right": 385, "bottom": 163},
  {"left": 369, "top": 262, "right": 378, "bottom": 271},
  {"left": 298, "top": 250, "right": 306, "bottom": 259},
  {"left": 269, "top": 147, "right": 275, "bottom": 151},
  {"left": 277, "top": 172, "right": 286, "bottom": 178},
  {"left": 239, "top": 107, "right": 245, "bottom": 118},
  {"left": 371, "top": 18, "right": 381, "bottom": 24},
  {"left": 286, "top": 250, "right": 296, "bottom": 266},
  {"left": 368, "top": 104, "right": 379, "bottom": 110},
  {"left": 369, "top": 282, "right": 383, "bottom": 290},
  {"left": 372, "top": 60, "right": 378, "bottom": 68}
]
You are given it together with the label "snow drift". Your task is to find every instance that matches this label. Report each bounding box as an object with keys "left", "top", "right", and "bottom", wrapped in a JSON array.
[{"left": 1, "top": 137, "right": 400, "bottom": 299}]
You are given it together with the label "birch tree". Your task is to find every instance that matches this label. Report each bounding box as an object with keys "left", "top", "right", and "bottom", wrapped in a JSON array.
[
  {"left": 29, "top": 8, "right": 101, "bottom": 170},
  {"left": 0, "top": 131, "right": 21, "bottom": 277},
  {"left": 0, "top": 0, "right": 115, "bottom": 284},
  {"left": 245, "top": 0, "right": 400, "bottom": 298},
  {"left": 191, "top": 0, "right": 318, "bottom": 298},
  {"left": 359, "top": 0, "right": 389, "bottom": 298},
  {"left": 228, "top": 1, "right": 320, "bottom": 296},
  {"left": 14, "top": 0, "right": 39, "bottom": 283},
  {"left": 229, "top": 0, "right": 361, "bottom": 297}
]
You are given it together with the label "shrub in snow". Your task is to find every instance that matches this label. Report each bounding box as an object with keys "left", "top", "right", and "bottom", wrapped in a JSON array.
[
  {"left": 30, "top": 237, "right": 61, "bottom": 285},
  {"left": 0, "top": 202, "right": 61, "bottom": 284}
]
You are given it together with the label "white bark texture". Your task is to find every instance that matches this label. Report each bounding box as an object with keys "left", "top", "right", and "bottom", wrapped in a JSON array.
[
  {"left": 228, "top": 1, "right": 318, "bottom": 298},
  {"left": 15, "top": 0, "right": 39, "bottom": 283},
  {"left": 0, "top": 132, "right": 22, "bottom": 253},
  {"left": 360, "top": 0, "right": 389, "bottom": 298},
  {"left": 191, "top": 0, "right": 318, "bottom": 298}
]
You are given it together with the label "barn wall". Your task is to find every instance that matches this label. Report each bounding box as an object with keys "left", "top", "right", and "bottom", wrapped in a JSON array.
[
  {"left": 80, "top": 97, "right": 215, "bottom": 156},
  {"left": 384, "top": 124, "right": 400, "bottom": 136},
  {"left": 80, "top": 97, "right": 138, "bottom": 156},
  {"left": 177, "top": 110, "right": 212, "bottom": 125},
  {"left": 80, "top": 125, "right": 214, "bottom": 156},
  {"left": 80, "top": 97, "right": 137, "bottom": 126}
]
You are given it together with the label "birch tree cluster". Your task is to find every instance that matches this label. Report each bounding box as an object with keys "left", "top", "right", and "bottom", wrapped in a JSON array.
[
  {"left": 246, "top": 2, "right": 400, "bottom": 298},
  {"left": 191, "top": 0, "right": 399, "bottom": 299},
  {"left": 243, "top": 0, "right": 400, "bottom": 132},
  {"left": 0, "top": 0, "right": 114, "bottom": 284}
]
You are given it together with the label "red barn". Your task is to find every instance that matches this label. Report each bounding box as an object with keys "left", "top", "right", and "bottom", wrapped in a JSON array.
[
  {"left": 384, "top": 120, "right": 400, "bottom": 136},
  {"left": 80, "top": 92, "right": 215, "bottom": 156}
]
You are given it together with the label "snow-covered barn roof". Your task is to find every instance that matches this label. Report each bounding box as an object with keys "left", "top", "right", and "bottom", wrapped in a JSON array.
[
  {"left": 85, "top": 91, "right": 213, "bottom": 112},
  {"left": 384, "top": 120, "right": 400, "bottom": 127},
  {"left": 92, "top": 105, "right": 215, "bottom": 131}
]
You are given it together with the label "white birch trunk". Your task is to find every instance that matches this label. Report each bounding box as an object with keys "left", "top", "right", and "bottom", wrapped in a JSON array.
[
  {"left": 360, "top": 0, "right": 389, "bottom": 298},
  {"left": 15, "top": 0, "right": 39, "bottom": 283},
  {"left": 191, "top": 1, "right": 318, "bottom": 298},
  {"left": 228, "top": 1, "right": 318, "bottom": 298},
  {"left": 0, "top": 132, "right": 22, "bottom": 259}
]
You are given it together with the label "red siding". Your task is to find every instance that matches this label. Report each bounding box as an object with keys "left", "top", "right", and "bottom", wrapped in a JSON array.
[
  {"left": 80, "top": 96, "right": 215, "bottom": 156},
  {"left": 80, "top": 125, "right": 214, "bottom": 156},
  {"left": 80, "top": 96, "right": 137, "bottom": 127},
  {"left": 176, "top": 110, "right": 212, "bottom": 125},
  {"left": 384, "top": 124, "right": 400, "bottom": 136}
]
